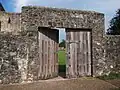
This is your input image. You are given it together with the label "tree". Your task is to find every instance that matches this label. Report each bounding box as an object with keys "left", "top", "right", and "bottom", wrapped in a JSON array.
[
  {"left": 59, "top": 39, "right": 66, "bottom": 48},
  {"left": 107, "top": 9, "right": 120, "bottom": 35}
]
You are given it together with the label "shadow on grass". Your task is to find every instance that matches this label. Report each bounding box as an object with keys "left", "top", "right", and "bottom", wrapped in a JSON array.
[{"left": 58, "top": 65, "right": 66, "bottom": 78}]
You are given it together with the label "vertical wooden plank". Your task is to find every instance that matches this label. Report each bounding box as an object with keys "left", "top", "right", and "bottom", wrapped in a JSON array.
[
  {"left": 83, "top": 32, "right": 86, "bottom": 75},
  {"left": 84, "top": 32, "right": 86, "bottom": 75},
  {"left": 68, "top": 31, "right": 70, "bottom": 77},
  {"left": 55, "top": 30, "right": 58, "bottom": 76},
  {"left": 38, "top": 30, "right": 42, "bottom": 78},
  {"left": 41, "top": 30, "right": 43, "bottom": 78},
  {"left": 81, "top": 31, "right": 84, "bottom": 76},
  {"left": 50, "top": 38, "right": 52, "bottom": 76},
  {"left": 66, "top": 31, "right": 71, "bottom": 78},
  {"left": 50, "top": 35, "right": 52, "bottom": 77},
  {"left": 42, "top": 40, "right": 44, "bottom": 78},
  {"left": 71, "top": 31, "right": 75, "bottom": 77},
  {"left": 74, "top": 31, "right": 78, "bottom": 77},
  {"left": 72, "top": 31, "right": 75, "bottom": 77},
  {"left": 45, "top": 31, "right": 48, "bottom": 78},
  {"left": 67, "top": 31, "right": 70, "bottom": 78},
  {"left": 48, "top": 40, "right": 50, "bottom": 77},
  {"left": 50, "top": 30, "right": 53, "bottom": 77},
  {"left": 49, "top": 29, "right": 53, "bottom": 77},
  {"left": 78, "top": 31, "right": 81, "bottom": 77},
  {"left": 56, "top": 30, "right": 59, "bottom": 75},
  {"left": 84, "top": 32, "right": 88, "bottom": 75},
  {"left": 77, "top": 31, "right": 80, "bottom": 77},
  {"left": 52, "top": 39, "right": 54, "bottom": 75},
  {"left": 87, "top": 32, "right": 91, "bottom": 75},
  {"left": 53, "top": 36, "right": 55, "bottom": 75},
  {"left": 86, "top": 32, "right": 89, "bottom": 74},
  {"left": 66, "top": 30, "right": 69, "bottom": 77},
  {"left": 43, "top": 34, "right": 45, "bottom": 78},
  {"left": 44, "top": 34, "right": 47, "bottom": 78},
  {"left": 54, "top": 41, "right": 57, "bottom": 74}
]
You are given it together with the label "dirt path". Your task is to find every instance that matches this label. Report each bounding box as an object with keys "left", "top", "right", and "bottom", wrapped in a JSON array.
[
  {"left": 106, "top": 79, "right": 120, "bottom": 88},
  {"left": 0, "top": 78, "right": 118, "bottom": 90}
]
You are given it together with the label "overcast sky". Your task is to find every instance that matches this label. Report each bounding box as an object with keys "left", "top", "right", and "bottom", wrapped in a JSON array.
[{"left": 0, "top": 0, "right": 120, "bottom": 41}]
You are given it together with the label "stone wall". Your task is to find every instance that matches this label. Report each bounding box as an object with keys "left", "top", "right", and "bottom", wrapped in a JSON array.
[
  {"left": 0, "top": 11, "right": 21, "bottom": 33},
  {"left": 104, "top": 35, "right": 120, "bottom": 74},
  {"left": 0, "top": 31, "right": 39, "bottom": 84},
  {"left": 0, "top": 6, "right": 120, "bottom": 84},
  {"left": 0, "top": 32, "right": 25, "bottom": 84}
]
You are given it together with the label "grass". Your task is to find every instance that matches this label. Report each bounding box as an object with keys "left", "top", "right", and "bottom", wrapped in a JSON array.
[
  {"left": 97, "top": 73, "right": 120, "bottom": 80},
  {"left": 58, "top": 50, "right": 66, "bottom": 77},
  {"left": 58, "top": 50, "right": 66, "bottom": 65}
]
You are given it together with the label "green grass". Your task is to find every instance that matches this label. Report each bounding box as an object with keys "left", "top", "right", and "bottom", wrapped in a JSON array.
[
  {"left": 58, "top": 50, "right": 66, "bottom": 74},
  {"left": 97, "top": 73, "right": 120, "bottom": 80},
  {"left": 58, "top": 50, "right": 66, "bottom": 65}
]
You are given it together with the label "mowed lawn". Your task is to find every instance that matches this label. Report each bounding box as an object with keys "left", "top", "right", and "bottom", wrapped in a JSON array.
[
  {"left": 58, "top": 50, "right": 66, "bottom": 76},
  {"left": 58, "top": 50, "right": 66, "bottom": 65}
]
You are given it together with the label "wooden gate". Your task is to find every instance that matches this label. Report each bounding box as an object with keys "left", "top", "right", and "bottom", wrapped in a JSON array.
[
  {"left": 66, "top": 28, "right": 92, "bottom": 78},
  {"left": 38, "top": 27, "right": 59, "bottom": 79}
]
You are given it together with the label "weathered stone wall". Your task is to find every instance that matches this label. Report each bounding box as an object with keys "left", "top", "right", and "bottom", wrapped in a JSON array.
[
  {"left": 21, "top": 6, "right": 105, "bottom": 76},
  {"left": 93, "top": 35, "right": 120, "bottom": 76},
  {"left": 25, "top": 31, "right": 39, "bottom": 81},
  {"left": 104, "top": 35, "right": 120, "bottom": 74},
  {"left": 1, "top": 6, "right": 120, "bottom": 84},
  {"left": 0, "top": 11, "right": 21, "bottom": 33},
  {"left": 0, "top": 32, "right": 25, "bottom": 84},
  {"left": 0, "top": 31, "right": 39, "bottom": 84}
]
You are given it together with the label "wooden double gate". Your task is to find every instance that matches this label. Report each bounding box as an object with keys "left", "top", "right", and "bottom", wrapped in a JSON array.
[{"left": 38, "top": 27, "right": 92, "bottom": 79}]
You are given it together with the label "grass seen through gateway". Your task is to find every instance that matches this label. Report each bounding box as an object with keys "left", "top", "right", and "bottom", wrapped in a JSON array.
[
  {"left": 58, "top": 50, "right": 66, "bottom": 65},
  {"left": 58, "top": 50, "right": 66, "bottom": 77}
]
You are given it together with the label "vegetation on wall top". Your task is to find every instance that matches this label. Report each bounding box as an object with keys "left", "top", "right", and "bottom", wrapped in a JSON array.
[{"left": 107, "top": 9, "right": 120, "bottom": 35}]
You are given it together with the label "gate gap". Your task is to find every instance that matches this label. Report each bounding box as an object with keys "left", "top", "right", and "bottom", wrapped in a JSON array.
[{"left": 56, "top": 28, "right": 66, "bottom": 78}]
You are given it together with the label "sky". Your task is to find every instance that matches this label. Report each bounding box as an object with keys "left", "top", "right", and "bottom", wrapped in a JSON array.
[{"left": 0, "top": 0, "right": 120, "bottom": 42}]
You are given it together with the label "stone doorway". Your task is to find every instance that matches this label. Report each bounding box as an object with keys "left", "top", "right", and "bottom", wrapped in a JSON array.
[{"left": 38, "top": 27, "right": 92, "bottom": 79}]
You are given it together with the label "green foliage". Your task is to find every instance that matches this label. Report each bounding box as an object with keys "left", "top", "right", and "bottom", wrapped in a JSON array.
[
  {"left": 97, "top": 73, "right": 120, "bottom": 80},
  {"left": 107, "top": 9, "right": 120, "bottom": 35},
  {"left": 59, "top": 39, "right": 66, "bottom": 48}
]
